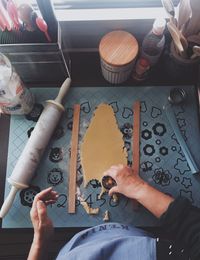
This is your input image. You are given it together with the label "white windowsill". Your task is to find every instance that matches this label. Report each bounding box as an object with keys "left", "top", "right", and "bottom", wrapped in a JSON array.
[{"left": 55, "top": 7, "right": 168, "bottom": 21}]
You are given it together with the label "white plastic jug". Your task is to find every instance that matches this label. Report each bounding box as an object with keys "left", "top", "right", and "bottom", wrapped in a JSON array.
[{"left": 0, "top": 53, "right": 34, "bottom": 115}]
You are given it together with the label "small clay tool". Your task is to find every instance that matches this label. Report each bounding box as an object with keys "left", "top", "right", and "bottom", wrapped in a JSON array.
[
  {"left": 68, "top": 104, "right": 81, "bottom": 214},
  {"left": 164, "top": 88, "right": 199, "bottom": 174},
  {"left": 167, "top": 21, "right": 187, "bottom": 57},
  {"left": 161, "top": 0, "right": 176, "bottom": 25},
  {"left": 184, "top": 0, "right": 200, "bottom": 36},
  {"left": 177, "top": 0, "right": 192, "bottom": 31}
]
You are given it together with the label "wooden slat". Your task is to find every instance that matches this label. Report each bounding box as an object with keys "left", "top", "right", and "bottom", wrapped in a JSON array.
[
  {"left": 132, "top": 101, "right": 141, "bottom": 210},
  {"left": 68, "top": 104, "right": 81, "bottom": 214},
  {"left": 132, "top": 101, "right": 140, "bottom": 174}
]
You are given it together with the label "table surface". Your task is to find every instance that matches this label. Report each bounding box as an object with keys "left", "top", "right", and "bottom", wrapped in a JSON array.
[{"left": 2, "top": 85, "right": 200, "bottom": 230}]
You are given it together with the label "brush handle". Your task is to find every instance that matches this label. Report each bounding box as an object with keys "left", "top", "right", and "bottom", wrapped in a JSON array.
[
  {"left": 54, "top": 77, "right": 71, "bottom": 104},
  {"left": 45, "top": 31, "right": 51, "bottom": 42},
  {"left": 0, "top": 1, "right": 12, "bottom": 31},
  {"left": 0, "top": 186, "right": 19, "bottom": 218}
]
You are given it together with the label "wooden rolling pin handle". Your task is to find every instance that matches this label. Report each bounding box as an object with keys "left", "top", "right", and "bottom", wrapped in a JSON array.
[
  {"left": 0, "top": 186, "right": 19, "bottom": 218},
  {"left": 55, "top": 78, "right": 71, "bottom": 104}
]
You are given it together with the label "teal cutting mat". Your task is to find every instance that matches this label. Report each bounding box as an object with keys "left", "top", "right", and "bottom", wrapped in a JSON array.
[{"left": 2, "top": 85, "right": 200, "bottom": 228}]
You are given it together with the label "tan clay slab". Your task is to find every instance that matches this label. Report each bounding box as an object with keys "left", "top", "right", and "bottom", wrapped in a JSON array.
[{"left": 81, "top": 103, "right": 127, "bottom": 187}]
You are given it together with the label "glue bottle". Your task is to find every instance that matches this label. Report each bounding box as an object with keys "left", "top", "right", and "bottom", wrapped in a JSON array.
[
  {"left": 132, "top": 58, "right": 150, "bottom": 81},
  {"left": 0, "top": 53, "right": 34, "bottom": 115},
  {"left": 141, "top": 18, "right": 166, "bottom": 66}
]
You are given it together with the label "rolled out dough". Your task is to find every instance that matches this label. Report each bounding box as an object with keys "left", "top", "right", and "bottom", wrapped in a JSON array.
[{"left": 81, "top": 103, "right": 127, "bottom": 187}]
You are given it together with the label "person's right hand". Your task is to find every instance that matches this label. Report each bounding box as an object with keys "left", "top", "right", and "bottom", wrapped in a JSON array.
[{"left": 103, "top": 164, "right": 147, "bottom": 200}]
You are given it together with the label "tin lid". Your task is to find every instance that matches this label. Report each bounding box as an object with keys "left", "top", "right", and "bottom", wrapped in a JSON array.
[{"left": 99, "top": 30, "right": 139, "bottom": 67}]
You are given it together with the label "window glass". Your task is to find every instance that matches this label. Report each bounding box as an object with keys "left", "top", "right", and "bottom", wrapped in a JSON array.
[
  {"left": 52, "top": 0, "right": 179, "bottom": 9},
  {"left": 17, "top": 0, "right": 37, "bottom": 6}
]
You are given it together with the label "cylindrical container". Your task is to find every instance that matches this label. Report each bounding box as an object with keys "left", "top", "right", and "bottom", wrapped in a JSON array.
[
  {"left": 99, "top": 30, "right": 138, "bottom": 84},
  {"left": 0, "top": 53, "right": 34, "bottom": 115}
]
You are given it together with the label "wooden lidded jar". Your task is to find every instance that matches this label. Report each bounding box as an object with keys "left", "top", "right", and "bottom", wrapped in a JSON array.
[{"left": 99, "top": 30, "right": 139, "bottom": 84}]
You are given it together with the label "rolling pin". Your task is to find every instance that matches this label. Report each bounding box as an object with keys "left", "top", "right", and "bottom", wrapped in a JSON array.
[{"left": 0, "top": 78, "right": 71, "bottom": 218}]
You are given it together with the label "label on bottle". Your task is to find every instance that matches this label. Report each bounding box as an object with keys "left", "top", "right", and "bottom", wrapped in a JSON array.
[
  {"left": 0, "top": 76, "right": 34, "bottom": 115},
  {"left": 0, "top": 53, "right": 34, "bottom": 114},
  {"left": 157, "top": 36, "right": 165, "bottom": 49},
  {"left": 0, "top": 87, "right": 34, "bottom": 115},
  {"left": 133, "top": 58, "right": 150, "bottom": 81}
]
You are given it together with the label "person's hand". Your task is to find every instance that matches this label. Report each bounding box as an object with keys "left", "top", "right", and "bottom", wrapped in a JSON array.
[
  {"left": 30, "top": 187, "right": 59, "bottom": 248},
  {"left": 103, "top": 164, "right": 146, "bottom": 200}
]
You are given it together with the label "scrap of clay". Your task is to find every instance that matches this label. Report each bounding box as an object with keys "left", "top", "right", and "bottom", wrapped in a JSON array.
[
  {"left": 112, "top": 194, "right": 118, "bottom": 203},
  {"left": 81, "top": 103, "right": 127, "bottom": 187},
  {"left": 80, "top": 201, "right": 99, "bottom": 215},
  {"left": 103, "top": 210, "right": 110, "bottom": 222}
]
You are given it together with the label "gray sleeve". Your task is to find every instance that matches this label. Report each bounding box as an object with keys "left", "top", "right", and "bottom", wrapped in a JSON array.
[{"left": 159, "top": 197, "right": 200, "bottom": 260}]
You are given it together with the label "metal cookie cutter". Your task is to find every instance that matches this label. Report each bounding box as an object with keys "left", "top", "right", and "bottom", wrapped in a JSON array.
[
  {"left": 164, "top": 88, "right": 199, "bottom": 174},
  {"left": 102, "top": 176, "right": 117, "bottom": 190},
  {"left": 168, "top": 88, "right": 187, "bottom": 105}
]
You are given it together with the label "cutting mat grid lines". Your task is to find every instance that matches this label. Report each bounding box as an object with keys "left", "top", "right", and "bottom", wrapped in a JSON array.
[{"left": 2, "top": 86, "right": 200, "bottom": 228}]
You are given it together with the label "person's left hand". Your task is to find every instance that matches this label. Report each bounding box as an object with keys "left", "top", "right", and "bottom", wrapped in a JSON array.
[{"left": 30, "top": 187, "right": 59, "bottom": 248}]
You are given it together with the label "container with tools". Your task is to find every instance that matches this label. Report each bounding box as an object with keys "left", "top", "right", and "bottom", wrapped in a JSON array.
[
  {"left": 161, "top": 0, "right": 200, "bottom": 81},
  {"left": 163, "top": 41, "right": 200, "bottom": 81}
]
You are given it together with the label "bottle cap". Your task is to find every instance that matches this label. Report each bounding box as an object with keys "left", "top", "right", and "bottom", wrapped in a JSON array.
[{"left": 153, "top": 18, "right": 166, "bottom": 35}]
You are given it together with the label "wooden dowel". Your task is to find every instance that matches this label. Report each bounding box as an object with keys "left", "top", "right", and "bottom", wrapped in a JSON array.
[{"left": 68, "top": 104, "right": 80, "bottom": 214}]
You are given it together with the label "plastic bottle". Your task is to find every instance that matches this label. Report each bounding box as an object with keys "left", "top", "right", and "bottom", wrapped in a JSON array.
[
  {"left": 132, "top": 58, "right": 150, "bottom": 81},
  {"left": 0, "top": 53, "right": 34, "bottom": 115},
  {"left": 141, "top": 18, "right": 166, "bottom": 66}
]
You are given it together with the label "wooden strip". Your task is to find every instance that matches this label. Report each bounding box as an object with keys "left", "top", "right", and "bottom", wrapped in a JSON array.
[
  {"left": 132, "top": 101, "right": 141, "bottom": 210},
  {"left": 132, "top": 101, "right": 140, "bottom": 175},
  {"left": 68, "top": 104, "right": 80, "bottom": 214}
]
